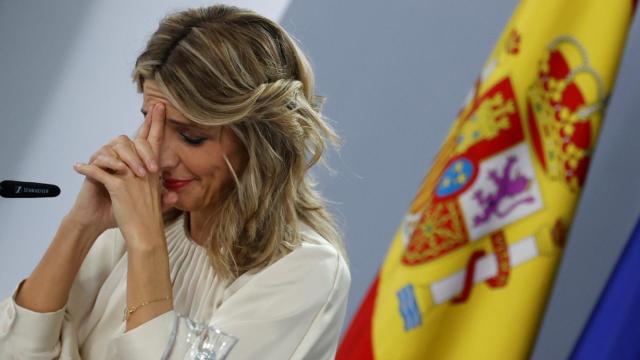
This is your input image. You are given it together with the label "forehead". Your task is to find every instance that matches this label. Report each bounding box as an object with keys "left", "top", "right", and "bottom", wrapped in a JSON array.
[
  {"left": 142, "top": 80, "right": 173, "bottom": 108},
  {"left": 141, "top": 79, "right": 221, "bottom": 134},
  {"left": 142, "top": 80, "right": 201, "bottom": 127}
]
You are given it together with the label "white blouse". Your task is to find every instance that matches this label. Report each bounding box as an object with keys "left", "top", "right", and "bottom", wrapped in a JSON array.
[{"left": 0, "top": 214, "right": 350, "bottom": 359}]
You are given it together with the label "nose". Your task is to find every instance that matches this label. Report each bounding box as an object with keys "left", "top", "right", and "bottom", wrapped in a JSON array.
[{"left": 159, "top": 133, "right": 179, "bottom": 171}]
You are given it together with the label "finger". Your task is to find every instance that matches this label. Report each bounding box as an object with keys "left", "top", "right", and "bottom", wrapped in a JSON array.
[
  {"left": 73, "top": 162, "right": 118, "bottom": 190},
  {"left": 112, "top": 141, "right": 147, "bottom": 177},
  {"left": 89, "top": 145, "right": 119, "bottom": 164},
  {"left": 133, "top": 139, "right": 158, "bottom": 172},
  {"left": 148, "top": 103, "right": 165, "bottom": 156},
  {"left": 92, "top": 154, "right": 129, "bottom": 174},
  {"left": 136, "top": 107, "right": 153, "bottom": 140}
]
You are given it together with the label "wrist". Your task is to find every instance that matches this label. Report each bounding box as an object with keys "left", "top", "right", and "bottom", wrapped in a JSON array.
[
  {"left": 125, "top": 238, "right": 173, "bottom": 333},
  {"left": 60, "top": 215, "right": 104, "bottom": 246},
  {"left": 125, "top": 228, "right": 167, "bottom": 254},
  {"left": 62, "top": 213, "right": 105, "bottom": 238}
]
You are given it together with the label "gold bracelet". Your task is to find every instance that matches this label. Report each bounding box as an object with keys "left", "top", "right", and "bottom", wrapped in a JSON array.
[{"left": 123, "top": 295, "right": 172, "bottom": 321}]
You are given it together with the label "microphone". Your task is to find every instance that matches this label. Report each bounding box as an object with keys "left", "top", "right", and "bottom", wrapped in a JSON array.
[{"left": 0, "top": 180, "right": 61, "bottom": 198}]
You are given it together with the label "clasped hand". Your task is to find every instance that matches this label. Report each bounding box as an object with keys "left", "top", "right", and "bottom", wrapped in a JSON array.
[{"left": 73, "top": 103, "right": 177, "bottom": 251}]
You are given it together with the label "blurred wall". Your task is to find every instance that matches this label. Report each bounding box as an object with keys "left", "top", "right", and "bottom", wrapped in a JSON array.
[{"left": 1, "top": 1, "right": 639, "bottom": 359}]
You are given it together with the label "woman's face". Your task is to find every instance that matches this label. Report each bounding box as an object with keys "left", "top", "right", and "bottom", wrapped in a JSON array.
[{"left": 142, "top": 80, "right": 247, "bottom": 213}]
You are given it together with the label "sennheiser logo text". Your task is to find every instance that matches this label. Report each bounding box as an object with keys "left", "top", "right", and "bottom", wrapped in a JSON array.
[{"left": 16, "top": 187, "right": 48, "bottom": 194}]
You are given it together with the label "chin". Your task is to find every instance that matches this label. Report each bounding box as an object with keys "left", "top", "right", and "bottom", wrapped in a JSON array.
[
  {"left": 176, "top": 205, "right": 198, "bottom": 213},
  {"left": 173, "top": 198, "right": 204, "bottom": 213}
]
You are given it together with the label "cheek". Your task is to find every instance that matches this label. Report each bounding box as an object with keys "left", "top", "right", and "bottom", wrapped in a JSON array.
[{"left": 189, "top": 147, "right": 230, "bottom": 184}]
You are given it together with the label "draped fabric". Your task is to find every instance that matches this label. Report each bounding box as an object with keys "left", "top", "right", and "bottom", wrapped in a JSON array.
[
  {"left": 570, "top": 217, "right": 640, "bottom": 360},
  {"left": 338, "top": 1, "right": 636, "bottom": 359}
]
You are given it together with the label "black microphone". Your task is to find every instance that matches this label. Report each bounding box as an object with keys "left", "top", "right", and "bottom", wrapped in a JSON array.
[{"left": 0, "top": 180, "right": 61, "bottom": 198}]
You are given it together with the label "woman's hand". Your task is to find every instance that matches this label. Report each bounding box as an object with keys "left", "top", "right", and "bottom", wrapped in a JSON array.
[{"left": 72, "top": 103, "right": 177, "bottom": 250}]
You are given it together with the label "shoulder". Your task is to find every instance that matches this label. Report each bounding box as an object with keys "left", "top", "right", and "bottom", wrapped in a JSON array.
[
  {"left": 249, "top": 224, "right": 350, "bottom": 307},
  {"left": 280, "top": 223, "right": 349, "bottom": 285},
  {"left": 222, "top": 225, "right": 350, "bottom": 310},
  {"left": 209, "top": 226, "right": 350, "bottom": 359},
  {"left": 296, "top": 223, "right": 351, "bottom": 290}
]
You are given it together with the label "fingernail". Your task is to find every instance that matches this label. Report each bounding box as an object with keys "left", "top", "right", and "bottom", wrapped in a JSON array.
[
  {"left": 149, "top": 161, "right": 158, "bottom": 172},
  {"left": 138, "top": 166, "right": 147, "bottom": 176}
]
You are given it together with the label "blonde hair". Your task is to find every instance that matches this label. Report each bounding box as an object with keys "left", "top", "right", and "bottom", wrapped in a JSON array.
[{"left": 133, "top": 5, "right": 345, "bottom": 278}]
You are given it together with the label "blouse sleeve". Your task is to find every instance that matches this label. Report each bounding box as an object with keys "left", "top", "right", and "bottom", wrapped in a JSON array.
[
  {"left": 110, "top": 239, "right": 351, "bottom": 360},
  {"left": 0, "top": 228, "right": 121, "bottom": 359}
]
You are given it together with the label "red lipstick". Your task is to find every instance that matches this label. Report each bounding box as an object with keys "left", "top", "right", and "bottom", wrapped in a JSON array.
[{"left": 163, "top": 178, "right": 193, "bottom": 191}]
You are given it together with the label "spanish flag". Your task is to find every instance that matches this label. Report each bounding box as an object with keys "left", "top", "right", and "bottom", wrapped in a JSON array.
[{"left": 338, "top": 1, "right": 637, "bottom": 359}]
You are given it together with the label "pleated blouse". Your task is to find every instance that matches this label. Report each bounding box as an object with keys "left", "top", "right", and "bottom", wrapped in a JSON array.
[{"left": 0, "top": 214, "right": 350, "bottom": 359}]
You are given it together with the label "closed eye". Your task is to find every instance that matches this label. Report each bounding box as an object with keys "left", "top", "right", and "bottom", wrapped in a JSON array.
[
  {"left": 140, "top": 108, "right": 209, "bottom": 146},
  {"left": 180, "top": 132, "right": 206, "bottom": 146}
]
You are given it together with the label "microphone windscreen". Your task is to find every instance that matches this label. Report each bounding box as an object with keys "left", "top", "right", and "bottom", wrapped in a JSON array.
[{"left": 0, "top": 180, "right": 61, "bottom": 198}]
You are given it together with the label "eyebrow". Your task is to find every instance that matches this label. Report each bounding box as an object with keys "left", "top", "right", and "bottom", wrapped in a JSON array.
[{"left": 140, "top": 108, "right": 210, "bottom": 131}]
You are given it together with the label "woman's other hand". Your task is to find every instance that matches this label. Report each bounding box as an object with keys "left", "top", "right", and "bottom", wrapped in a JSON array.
[{"left": 71, "top": 103, "right": 177, "bottom": 249}]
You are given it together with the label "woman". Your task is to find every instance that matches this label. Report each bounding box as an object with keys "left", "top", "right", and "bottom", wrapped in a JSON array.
[{"left": 0, "top": 5, "right": 350, "bottom": 359}]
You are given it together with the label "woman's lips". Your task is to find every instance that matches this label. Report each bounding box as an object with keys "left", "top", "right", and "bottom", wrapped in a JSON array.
[{"left": 163, "top": 178, "right": 193, "bottom": 191}]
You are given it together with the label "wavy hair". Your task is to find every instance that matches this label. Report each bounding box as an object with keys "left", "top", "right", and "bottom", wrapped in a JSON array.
[{"left": 132, "top": 5, "right": 345, "bottom": 278}]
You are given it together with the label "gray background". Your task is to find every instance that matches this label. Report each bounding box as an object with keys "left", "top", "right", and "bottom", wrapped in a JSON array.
[{"left": 1, "top": 1, "right": 639, "bottom": 359}]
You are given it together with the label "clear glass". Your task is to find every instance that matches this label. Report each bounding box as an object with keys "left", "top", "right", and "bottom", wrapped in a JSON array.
[{"left": 181, "top": 315, "right": 237, "bottom": 360}]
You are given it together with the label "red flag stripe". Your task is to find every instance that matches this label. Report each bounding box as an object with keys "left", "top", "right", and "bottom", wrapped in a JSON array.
[{"left": 337, "top": 275, "right": 379, "bottom": 359}]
